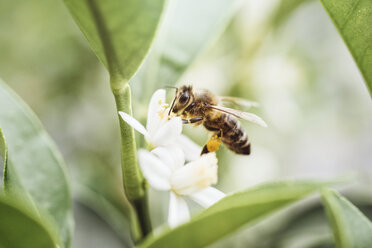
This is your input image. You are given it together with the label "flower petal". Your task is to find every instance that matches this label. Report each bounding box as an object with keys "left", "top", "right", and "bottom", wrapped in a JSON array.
[
  {"left": 168, "top": 192, "right": 190, "bottom": 228},
  {"left": 176, "top": 135, "right": 202, "bottom": 161},
  {"left": 118, "top": 111, "right": 150, "bottom": 139},
  {"left": 137, "top": 149, "right": 171, "bottom": 191},
  {"left": 152, "top": 146, "right": 185, "bottom": 171},
  {"left": 147, "top": 89, "right": 166, "bottom": 136},
  {"left": 171, "top": 153, "right": 218, "bottom": 195},
  {"left": 189, "top": 187, "right": 225, "bottom": 208},
  {"left": 151, "top": 117, "right": 182, "bottom": 147}
]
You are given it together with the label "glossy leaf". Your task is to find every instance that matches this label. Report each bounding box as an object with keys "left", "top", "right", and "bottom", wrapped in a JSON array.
[
  {"left": 0, "top": 79, "right": 73, "bottom": 247},
  {"left": 134, "top": 0, "right": 240, "bottom": 91},
  {"left": 0, "top": 198, "right": 59, "bottom": 248},
  {"left": 321, "top": 188, "right": 372, "bottom": 248},
  {"left": 63, "top": 0, "right": 165, "bottom": 85},
  {"left": 320, "top": 0, "right": 372, "bottom": 95},
  {"left": 139, "top": 181, "right": 327, "bottom": 248}
]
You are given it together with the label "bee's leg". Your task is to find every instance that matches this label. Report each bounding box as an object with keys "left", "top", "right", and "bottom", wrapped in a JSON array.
[
  {"left": 201, "top": 130, "right": 222, "bottom": 155},
  {"left": 182, "top": 117, "right": 203, "bottom": 124}
]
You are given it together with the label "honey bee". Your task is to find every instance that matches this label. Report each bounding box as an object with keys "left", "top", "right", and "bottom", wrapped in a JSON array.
[{"left": 168, "top": 85, "right": 267, "bottom": 155}]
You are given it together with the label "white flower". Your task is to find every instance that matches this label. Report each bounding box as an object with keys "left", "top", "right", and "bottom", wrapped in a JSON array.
[
  {"left": 119, "top": 89, "right": 182, "bottom": 148},
  {"left": 118, "top": 89, "right": 202, "bottom": 159},
  {"left": 138, "top": 147, "right": 225, "bottom": 228}
]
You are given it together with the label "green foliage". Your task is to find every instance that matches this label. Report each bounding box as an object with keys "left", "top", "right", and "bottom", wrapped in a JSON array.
[
  {"left": 0, "top": 127, "right": 59, "bottom": 247},
  {"left": 322, "top": 188, "right": 372, "bottom": 248},
  {"left": 0, "top": 197, "right": 59, "bottom": 248},
  {"left": 63, "top": 0, "right": 165, "bottom": 87},
  {"left": 320, "top": 0, "right": 372, "bottom": 96},
  {"left": 0, "top": 79, "right": 73, "bottom": 247},
  {"left": 62, "top": 0, "right": 167, "bottom": 239},
  {"left": 1, "top": 0, "right": 371, "bottom": 247},
  {"left": 0, "top": 128, "right": 7, "bottom": 181},
  {"left": 139, "top": 182, "right": 328, "bottom": 248}
]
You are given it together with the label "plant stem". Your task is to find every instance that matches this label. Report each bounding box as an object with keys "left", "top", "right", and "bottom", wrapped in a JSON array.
[{"left": 111, "top": 82, "right": 152, "bottom": 242}]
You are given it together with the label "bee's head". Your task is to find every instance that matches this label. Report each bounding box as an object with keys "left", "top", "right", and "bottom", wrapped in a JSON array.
[{"left": 169, "top": 85, "right": 194, "bottom": 115}]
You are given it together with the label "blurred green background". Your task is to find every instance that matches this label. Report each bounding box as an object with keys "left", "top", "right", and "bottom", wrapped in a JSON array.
[{"left": 1, "top": 0, "right": 371, "bottom": 247}]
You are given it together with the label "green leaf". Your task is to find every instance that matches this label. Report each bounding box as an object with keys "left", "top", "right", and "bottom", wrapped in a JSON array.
[
  {"left": 321, "top": 188, "right": 372, "bottom": 248},
  {"left": 139, "top": 181, "right": 327, "bottom": 248},
  {"left": 1, "top": 128, "right": 25, "bottom": 197},
  {"left": 135, "top": 0, "right": 240, "bottom": 90},
  {"left": 0, "top": 128, "right": 59, "bottom": 247},
  {"left": 62, "top": 0, "right": 165, "bottom": 237},
  {"left": 63, "top": 0, "right": 166, "bottom": 86},
  {"left": 320, "top": 0, "right": 372, "bottom": 96},
  {"left": 0, "top": 79, "right": 73, "bottom": 247},
  {"left": 0, "top": 127, "right": 7, "bottom": 183},
  {"left": 0, "top": 197, "right": 59, "bottom": 248}
]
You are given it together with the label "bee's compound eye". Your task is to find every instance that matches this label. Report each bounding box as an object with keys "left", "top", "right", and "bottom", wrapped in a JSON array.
[{"left": 179, "top": 93, "right": 189, "bottom": 104}]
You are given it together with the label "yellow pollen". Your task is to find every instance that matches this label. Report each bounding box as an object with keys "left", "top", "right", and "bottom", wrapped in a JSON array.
[
  {"left": 158, "top": 111, "right": 165, "bottom": 119},
  {"left": 157, "top": 104, "right": 170, "bottom": 120},
  {"left": 206, "top": 135, "right": 222, "bottom": 152}
]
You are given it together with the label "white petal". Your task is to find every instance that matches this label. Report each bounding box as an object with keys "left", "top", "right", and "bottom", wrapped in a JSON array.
[
  {"left": 171, "top": 153, "right": 218, "bottom": 195},
  {"left": 152, "top": 146, "right": 185, "bottom": 171},
  {"left": 147, "top": 89, "right": 166, "bottom": 136},
  {"left": 176, "top": 135, "right": 202, "bottom": 161},
  {"left": 137, "top": 149, "right": 171, "bottom": 191},
  {"left": 151, "top": 117, "right": 182, "bottom": 147},
  {"left": 168, "top": 192, "right": 190, "bottom": 228},
  {"left": 118, "top": 111, "right": 150, "bottom": 139},
  {"left": 189, "top": 187, "right": 225, "bottom": 208}
]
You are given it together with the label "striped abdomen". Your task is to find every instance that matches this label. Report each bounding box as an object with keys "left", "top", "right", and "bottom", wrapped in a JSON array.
[{"left": 204, "top": 113, "right": 251, "bottom": 155}]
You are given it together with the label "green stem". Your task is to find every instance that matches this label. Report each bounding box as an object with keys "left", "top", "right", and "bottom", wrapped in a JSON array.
[
  {"left": 132, "top": 190, "right": 152, "bottom": 236},
  {"left": 111, "top": 82, "right": 152, "bottom": 242}
]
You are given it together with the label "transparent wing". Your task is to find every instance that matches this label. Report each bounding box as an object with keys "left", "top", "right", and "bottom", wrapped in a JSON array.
[
  {"left": 209, "top": 105, "right": 267, "bottom": 127},
  {"left": 219, "top": 96, "right": 259, "bottom": 109}
]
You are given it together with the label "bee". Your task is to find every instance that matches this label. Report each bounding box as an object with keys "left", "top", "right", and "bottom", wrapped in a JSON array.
[{"left": 168, "top": 85, "right": 267, "bottom": 155}]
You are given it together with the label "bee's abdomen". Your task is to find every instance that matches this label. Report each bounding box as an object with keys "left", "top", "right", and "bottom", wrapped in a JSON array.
[{"left": 221, "top": 115, "right": 251, "bottom": 155}]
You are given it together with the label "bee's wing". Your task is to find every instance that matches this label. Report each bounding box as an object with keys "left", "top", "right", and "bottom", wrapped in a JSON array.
[
  {"left": 219, "top": 96, "right": 259, "bottom": 109},
  {"left": 209, "top": 105, "right": 267, "bottom": 127}
]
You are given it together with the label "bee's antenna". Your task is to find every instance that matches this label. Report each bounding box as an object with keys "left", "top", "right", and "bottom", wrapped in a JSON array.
[{"left": 168, "top": 87, "right": 178, "bottom": 116}]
